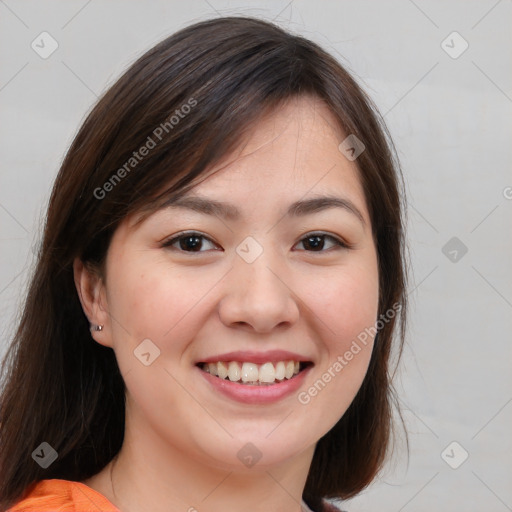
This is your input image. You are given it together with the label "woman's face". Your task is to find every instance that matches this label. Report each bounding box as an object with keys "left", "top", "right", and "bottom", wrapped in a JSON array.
[{"left": 87, "top": 96, "right": 379, "bottom": 470}]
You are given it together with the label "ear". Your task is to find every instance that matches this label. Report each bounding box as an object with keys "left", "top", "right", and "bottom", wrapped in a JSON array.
[{"left": 73, "top": 257, "right": 112, "bottom": 348}]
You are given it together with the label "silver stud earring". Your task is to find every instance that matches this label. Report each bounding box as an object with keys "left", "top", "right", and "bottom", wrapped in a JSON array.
[{"left": 90, "top": 324, "right": 103, "bottom": 332}]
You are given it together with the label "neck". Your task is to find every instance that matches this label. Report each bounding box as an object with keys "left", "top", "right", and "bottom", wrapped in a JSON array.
[{"left": 92, "top": 397, "right": 316, "bottom": 512}]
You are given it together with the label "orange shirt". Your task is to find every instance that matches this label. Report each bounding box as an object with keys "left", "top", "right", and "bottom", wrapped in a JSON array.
[
  {"left": 7, "top": 479, "right": 120, "bottom": 512},
  {"left": 8, "top": 478, "right": 344, "bottom": 512}
]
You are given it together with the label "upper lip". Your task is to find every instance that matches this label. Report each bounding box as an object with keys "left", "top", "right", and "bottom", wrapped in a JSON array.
[{"left": 196, "top": 350, "right": 313, "bottom": 365}]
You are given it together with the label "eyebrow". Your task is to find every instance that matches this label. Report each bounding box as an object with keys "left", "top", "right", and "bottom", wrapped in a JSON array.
[{"left": 160, "top": 194, "right": 366, "bottom": 226}]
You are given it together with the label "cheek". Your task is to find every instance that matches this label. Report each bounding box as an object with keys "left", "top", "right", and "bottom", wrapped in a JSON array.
[
  {"left": 105, "top": 254, "right": 217, "bottom": 355},
  {"left": 304, "top": 260, "right": 379, "bottom": 344},
  {"left": 296, "top": 270, "right": 378, "bottom": 425}
]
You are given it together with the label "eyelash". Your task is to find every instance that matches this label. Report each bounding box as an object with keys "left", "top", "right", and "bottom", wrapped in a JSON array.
[{"left": 161, "top": 231, "right": 351, "bottom": 254}]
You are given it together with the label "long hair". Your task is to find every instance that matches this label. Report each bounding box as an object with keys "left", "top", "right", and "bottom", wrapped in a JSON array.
[{"left": 0, "top": 16, "right": 408, "bottom": 511}]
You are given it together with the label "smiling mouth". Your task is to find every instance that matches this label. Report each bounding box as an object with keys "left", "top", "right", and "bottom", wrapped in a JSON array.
[{"left": 196, "top": 360, "right": 313, "bottom": 386}]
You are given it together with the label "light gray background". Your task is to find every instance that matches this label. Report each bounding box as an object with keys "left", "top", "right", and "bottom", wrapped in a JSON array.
[{"left": 1, "top": 1, "right": 511, "bottom": 511}]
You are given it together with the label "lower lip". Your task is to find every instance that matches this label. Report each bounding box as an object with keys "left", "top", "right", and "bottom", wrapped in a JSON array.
[{"left": 196, "top": 365, "right": 313, "bottom": 404}]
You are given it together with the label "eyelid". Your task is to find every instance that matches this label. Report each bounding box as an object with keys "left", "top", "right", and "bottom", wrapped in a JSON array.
[
  {"left": 161, "top": 230, "right": 220, "bottom": 251},
  {"left": 295, "top": 232, "right": 351, "bottom": 250}
]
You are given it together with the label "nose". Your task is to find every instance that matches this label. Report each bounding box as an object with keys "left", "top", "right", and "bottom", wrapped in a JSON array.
[{"left": 218, "top": 245, "right": 300, "bottom": 333}]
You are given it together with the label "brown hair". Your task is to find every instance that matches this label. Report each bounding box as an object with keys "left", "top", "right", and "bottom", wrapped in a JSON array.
[{"left": 0, "top": 16, "right": 408, "bottom": 511}]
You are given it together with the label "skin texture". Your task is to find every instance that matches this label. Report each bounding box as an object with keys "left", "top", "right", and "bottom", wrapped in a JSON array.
[{"left": 74, "top": 96, "right": 380, "bottom": 512}]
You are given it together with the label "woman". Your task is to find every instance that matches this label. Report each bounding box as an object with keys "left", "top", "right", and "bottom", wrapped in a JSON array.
[{"left": 0, "top": 16, "right": 408, "bottom": 512}]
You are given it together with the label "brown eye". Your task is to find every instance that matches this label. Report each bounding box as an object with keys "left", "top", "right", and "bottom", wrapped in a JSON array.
[
  {"left": 295, "top": 233, "right": 348, "bottom": 252},
  {"left": 161, "top": 231, "right": 350, "bottom": 255},
  {"left": 162, "top": 232, "right": 218, "bottom": 253}
]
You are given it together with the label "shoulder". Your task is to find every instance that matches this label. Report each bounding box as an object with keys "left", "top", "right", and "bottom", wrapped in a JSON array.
[
  {"left": 322, "top": 498, "right": 349, "bottom": 512},
  {"left": 8, "top": 479, "right": 120, "bottom": 512},
  {"left": 302, "top": 498, "right": 348, "bottom": 512}
]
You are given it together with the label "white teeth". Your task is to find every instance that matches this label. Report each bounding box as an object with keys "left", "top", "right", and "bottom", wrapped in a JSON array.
[
  {"left": 285, "top": 361, "right": 294, "bottom": 379},
  {"left": 241, "top": 362, "right": 259, "bottom": 382},
  {"left": 201, "top": 360, "right": 304, "bottom": 384},
  {"left": 228, "top": 361, "right": 241, "bottom": 382},
  {"left": 259, "top": 362, "right": 275, "bottom": 383},
  {"left": 217, "top": 361, "right": 228, "bottom": 379},
  {"left": 274, "top": 361, "right": 285, "bottom": 380}
]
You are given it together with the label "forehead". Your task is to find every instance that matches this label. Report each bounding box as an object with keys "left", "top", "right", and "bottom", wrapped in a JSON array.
[
  {"left": 236, "top": 95, "right": 345, "bottom": 158},
  {"left": 184, "top": 97, "right": 367, "bottom": 212},
  {"left": 129, "top": 95, "right": 370, "bottom": 229}
]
